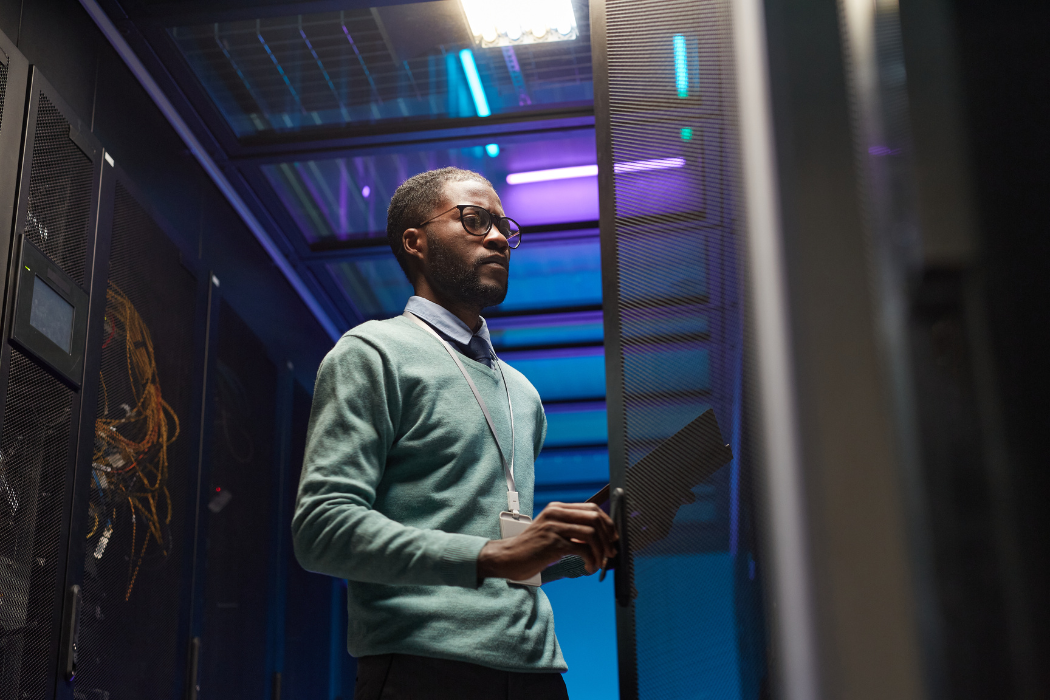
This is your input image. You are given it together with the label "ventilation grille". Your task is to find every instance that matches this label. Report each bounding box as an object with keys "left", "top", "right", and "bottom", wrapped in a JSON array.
[
  {"left": 0, "top": 350, "right": 74, "bottom": 699},
  {"left": 0, "top": 60, "right": 9, "bottom": 134},
  {"left": 24, "top": 95, "right": 94, "bottom": 287},
  {"left": 603, "top": 0, "right": 765, "bottom": 697},
  {"left": 75, "top": 182, "right": 198, "bottom": 699}
]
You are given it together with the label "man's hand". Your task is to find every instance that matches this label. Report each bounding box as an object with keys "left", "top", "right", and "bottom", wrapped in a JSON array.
[{"left": 477, "top": 502, "right": 618, "bottom": 582}]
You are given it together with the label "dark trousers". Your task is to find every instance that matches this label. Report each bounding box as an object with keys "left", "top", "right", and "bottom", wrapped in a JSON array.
[{"left": 354, "top": 653, "right": 570, "bottom": 700}]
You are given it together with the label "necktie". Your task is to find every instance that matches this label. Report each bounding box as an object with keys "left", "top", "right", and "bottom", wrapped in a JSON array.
[{"left": 466, "top": 335, "right": 492, "bottom": 368}]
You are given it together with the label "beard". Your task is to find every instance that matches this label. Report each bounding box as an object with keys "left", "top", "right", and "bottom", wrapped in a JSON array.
[{"left": 426, "top": 231, "right": 508, "bottom": 309}]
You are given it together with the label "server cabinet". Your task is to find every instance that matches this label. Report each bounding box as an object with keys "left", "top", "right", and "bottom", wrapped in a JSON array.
[
  {"left": 592, "top": 0, "right": 769, "bottom": 698},
  {"left": 193, "top": 299, "right": 280, "bottom": 699},
  {"left": 63, "top": 169, "right": 206, "bottom": 700},
  {"left": 0, "top": 63, "right": 105, "bottom": 699},
  {"left": 0, "top": 30, "right": 28, "bottom": 319}
]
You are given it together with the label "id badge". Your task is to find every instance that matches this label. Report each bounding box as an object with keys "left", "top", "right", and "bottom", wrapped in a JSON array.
[{"left": 498, "top": 511, "right": 541, "bottom": 587}]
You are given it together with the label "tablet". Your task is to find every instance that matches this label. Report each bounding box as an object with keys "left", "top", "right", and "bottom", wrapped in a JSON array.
[{"left": 585, "top": 408, "right": 733, "bottom": 552}]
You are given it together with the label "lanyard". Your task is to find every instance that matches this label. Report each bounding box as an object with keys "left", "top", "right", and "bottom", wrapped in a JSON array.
[{"left": 403, "top": 312, "right": 520, "bottom": 515}]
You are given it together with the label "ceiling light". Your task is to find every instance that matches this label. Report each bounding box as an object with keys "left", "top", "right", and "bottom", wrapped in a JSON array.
[
  {"left": 506, "top": 165, "right": 598, "bottom": 185},
  {"left": 459, "top": 49, "right": 491, "bottom": 117},
  {"left": 506, "top": 158, "right": 686, "bottom": 185},
  {"left": 460, "top": 0, "right": 578, "bottom": 49}
]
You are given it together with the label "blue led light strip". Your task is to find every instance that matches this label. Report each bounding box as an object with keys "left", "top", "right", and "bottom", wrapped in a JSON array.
[
  {"left": 300, "top": 22, "right": 349, "bottom": 121},
  {"left": 674, "top": 34, "right": 688, "bottom": 98},
  {"left": 257, "top": 24, "right": 306, "bottom": 115},
  {"left": 459, "top": 49, "right": 491, "bottom": 117},
  {"left": 214, "top": 25, "right": 273, "bottom": 129},
  {"left": 80, "top": 0, "right": 341, "bottom": 341},
  {"left": 342, "top": 14, "right": 383, "bottom": 105}
]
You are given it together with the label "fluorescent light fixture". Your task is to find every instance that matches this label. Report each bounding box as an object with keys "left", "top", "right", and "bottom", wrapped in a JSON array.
[
  {"left": 614, "top": 157, "right": 686, "bottom": 173},
  {"left": 674, "top": 34, "right": 688, "bottom": 98},
  {"left": 506, "top": 158, "right": 686, "bottom": 184},
  {"left": 506, "top": 165, "right": 598, "bottom": 184},
  {"left": 486, "top": 143, "right": 500, "bottom": 157},
  {"left": 458, "top": 49, "right": 491, "bottom": 117},
  {"left": 460, "top": 0, "right": 578, "bottom": 49}
]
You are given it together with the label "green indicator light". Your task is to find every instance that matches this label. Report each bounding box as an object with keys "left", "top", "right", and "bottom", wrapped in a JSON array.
[
  {"left": 24, "top": 265, "right": 30, "bottom": 271},
  {"left": 674, "top": 35, "right": 688, "bottom": 98},
  {"left": 680, "top": 127, "right": 693, "bottom": 141}
]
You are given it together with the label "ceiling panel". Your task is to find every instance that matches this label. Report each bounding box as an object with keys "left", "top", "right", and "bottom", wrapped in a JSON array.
[
  {"left": 262, "top": 128, "right": 598, "bottom": 244},
  {"left": 169, "top": 0, "right": 593, "bottom": 138}
]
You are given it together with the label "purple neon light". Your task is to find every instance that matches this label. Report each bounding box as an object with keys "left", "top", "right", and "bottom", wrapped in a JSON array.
[
  {"left": 506, "top": 157, "right": 686, "bottom": 184},
  {"left": 506, "top": 164, "right": 598, "bottom": 184},
  {"left": 614, "top": 157, "right": 686, "bottom": 173}
]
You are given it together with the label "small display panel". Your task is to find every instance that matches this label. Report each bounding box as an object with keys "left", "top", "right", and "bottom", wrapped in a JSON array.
[{"left": 30, "top": 276, "right": 74, "bottom": 353}]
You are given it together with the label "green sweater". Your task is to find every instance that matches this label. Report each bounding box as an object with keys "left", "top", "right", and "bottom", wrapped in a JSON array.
[{"left": 292, "top": 315, "right": 586, "bottom": 672}]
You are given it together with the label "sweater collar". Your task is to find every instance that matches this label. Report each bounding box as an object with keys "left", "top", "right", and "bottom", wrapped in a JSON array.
[{"left": 404, "top": 296, "right": 494, "bottom": 352}]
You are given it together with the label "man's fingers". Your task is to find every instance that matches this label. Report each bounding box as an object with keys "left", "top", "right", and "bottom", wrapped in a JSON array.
[
  {"left": 545, "top": 521, "right": 608, "bottom": 569},
  {"left": 566, "top": 540, "right": 600, "bottom": 573},
  {"left": 541, "top": 503, "right": 618, "bottom": 555}
]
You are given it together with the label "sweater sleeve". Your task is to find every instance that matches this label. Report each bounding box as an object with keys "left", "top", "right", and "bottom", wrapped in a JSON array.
[
  {"left": 541, "top": 555, "right": 591, "bottom": 584},
  {"left": 292, "top": 334, "right": 489, "bottom": 588}
]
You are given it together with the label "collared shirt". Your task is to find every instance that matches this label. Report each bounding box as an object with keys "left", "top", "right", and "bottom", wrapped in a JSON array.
[{"left": 403, "top": 296, "right": 496, "bottom": 368}]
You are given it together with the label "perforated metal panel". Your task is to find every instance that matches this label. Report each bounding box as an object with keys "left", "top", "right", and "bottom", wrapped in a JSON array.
[
  {"left": 0, "top": 61, "right": 8, "bottom": 133},
  {"left": 0, "top": 349, "right": 75, "bottom": 700},
  {"left": 197, "top": 301, "right": 278, "bottom": 699},
  {"left": 74, "top": 182, "right": 199, "bottom": 699},
  {"left": 23, "top": 95, "right": 94, "bottom": 287},
  {"left": 597, "top": 0, "right": 769, "bottom": 697}
]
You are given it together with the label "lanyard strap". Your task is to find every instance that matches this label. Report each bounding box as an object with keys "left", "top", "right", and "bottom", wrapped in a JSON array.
[{"left": 403, "top": 312, "right": 520, "bottom": 514}]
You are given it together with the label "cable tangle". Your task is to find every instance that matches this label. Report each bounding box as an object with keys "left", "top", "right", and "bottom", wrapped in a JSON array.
[{"left": 88, "top": 283, "right": 180, "bottom": 600}]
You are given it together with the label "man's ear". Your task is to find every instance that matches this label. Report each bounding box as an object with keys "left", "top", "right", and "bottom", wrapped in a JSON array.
[{"left": 402, "top": 227, "right": 427, "bottom": 265}]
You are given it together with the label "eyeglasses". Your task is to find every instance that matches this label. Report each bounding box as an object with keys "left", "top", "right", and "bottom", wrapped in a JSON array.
[{"left": 417, "top": 205, "right": 522, "bottom": 249}]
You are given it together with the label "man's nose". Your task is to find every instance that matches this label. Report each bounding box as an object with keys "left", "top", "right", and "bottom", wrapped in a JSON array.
[{"left": 483, "top": 228, "right": 510, "bottom": 252}]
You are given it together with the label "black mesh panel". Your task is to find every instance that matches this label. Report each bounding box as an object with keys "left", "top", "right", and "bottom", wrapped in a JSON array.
[
  {"left": 24, "top": 95, "right": 94, "bottom": 286},
  {"left": 197, "top": 301, "right": 278, "bottom": 699},
  {"left": 75, "top": 183, "right": 198, "bottom": 699},
  {"left": 0, "top": 350, "right": 74, "bottom": 699},
  {"left": 0, "top": 61, "right": 9, "bottom": 134},
  {"left": 603, "top": 0, "right": 768, "bottom": 697}
]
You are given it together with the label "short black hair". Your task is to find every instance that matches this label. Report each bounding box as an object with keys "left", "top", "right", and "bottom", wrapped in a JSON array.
[{"left": 386, "top": 167, "right": 493, "bottom": 279}]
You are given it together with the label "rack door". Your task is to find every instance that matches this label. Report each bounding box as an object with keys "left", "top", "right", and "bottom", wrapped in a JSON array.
[{"left": 593, "top": 1, "right": 770, "bottom": 697}]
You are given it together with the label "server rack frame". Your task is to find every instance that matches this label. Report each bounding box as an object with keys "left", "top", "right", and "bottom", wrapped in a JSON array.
[
  {"left": 0, "top": 65, "right": 104, "bottom": 700},
  {"left": 53, "top": 159, "right": 214, "bottom": 700},
  {"left": 0, "top": 29, "right": 29, "bottom": 329}
]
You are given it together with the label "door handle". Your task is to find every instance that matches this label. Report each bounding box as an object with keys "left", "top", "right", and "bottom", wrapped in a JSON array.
[
  {"left": 60, "top": 584, "right": 81, "bottom": 681},
  {"left": 610, "top": 488, "right": 632, "bottom": 607}
]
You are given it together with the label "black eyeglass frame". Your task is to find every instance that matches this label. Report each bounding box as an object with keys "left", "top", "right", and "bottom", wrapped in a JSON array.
[{"left": 417, "top": 204, "right": 522, "bottom": 248}]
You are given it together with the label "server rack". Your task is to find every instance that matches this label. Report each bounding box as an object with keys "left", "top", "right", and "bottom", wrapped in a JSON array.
[
  {"left": 0, "top": 22, "right": 327, "bottom": 700},
  {"left": 61, "top": 165, "right": 210, "bottom": 700},
  {"left": 0, "top": 56, "right": 105, "bottom": 698},
  {"left": 591, "top": 0, "right": 768, "bottom": 697},
  {"left": 194, "top": 299, "right": 280, "bottom": 699}
]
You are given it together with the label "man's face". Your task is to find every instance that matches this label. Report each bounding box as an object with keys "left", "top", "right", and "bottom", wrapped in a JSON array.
[{"left": 418, "top": 180, "right": 511, "bottom": 309}]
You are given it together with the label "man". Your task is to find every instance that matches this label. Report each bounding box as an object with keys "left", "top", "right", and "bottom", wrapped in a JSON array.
[{"left": 293, "top": 167, "right": 618, "bottom": 700}]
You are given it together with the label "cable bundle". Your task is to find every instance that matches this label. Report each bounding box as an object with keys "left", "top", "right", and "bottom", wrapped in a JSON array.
[{"left": 89, "top": 283, "right": 180, "bottom": 600}]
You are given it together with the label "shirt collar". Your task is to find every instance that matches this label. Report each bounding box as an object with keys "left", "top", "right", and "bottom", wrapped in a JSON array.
[{"left": 404, "top": 296, "right": 493, "bottom": 349}]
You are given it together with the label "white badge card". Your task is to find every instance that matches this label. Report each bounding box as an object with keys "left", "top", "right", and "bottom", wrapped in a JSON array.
[{"left": 498, "top": 511, "right": 541, "bottom": 587}]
